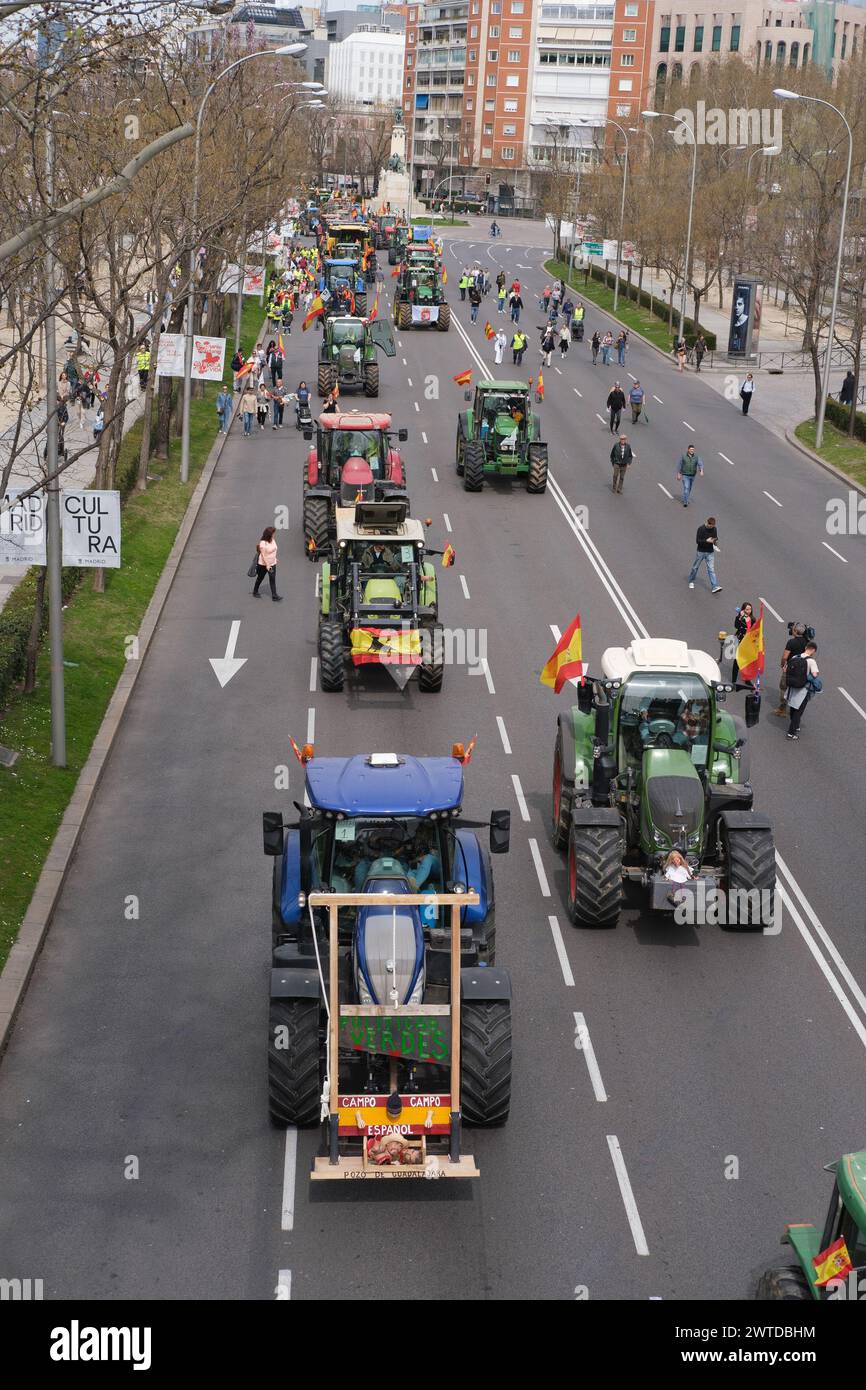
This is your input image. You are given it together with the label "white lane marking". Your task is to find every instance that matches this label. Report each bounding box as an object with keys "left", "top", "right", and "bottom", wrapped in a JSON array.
[
  {"left": 777, "top": 882, "right": 866, "bottom": 1050},
  {"left": 652, "top": 394, "right": 664, "bottom": 404},
  {"left": 281, "top": 1128, "right": 298, "bottom": 1230},
  {"left": 397, "top": 338, "right": 403, "bottom": 347},
  {"left": 547, "top": 474, "right": 645, "bottom": 640},
  {"left": 573, "top": 387, "right": 582, "bottom": 398},
  {"left": 839, "top": 686, "right": 866, "bottom": 724},
  {"left": 822, "top": 540, "right": 848, "bottom": 563},
  {"left": 459, "top": 573, "right": 470, "bottom": 600},
  {"left": 431, "top": 467, "right": 439, "bottom": 482},
  {"left": 306, "top": 706, "right": 315, "bottom": 744},
  {"left": 719, "top": 451, "right": 735, "bottom": 466},
  {"left": 658, "top": 483, "right": 673, "bottom": 499},
  {"left": 496, "top": 715, "right": 512, "bottom": 754},
  {"left": 763, "top": 490, "right": 783, "bottom": 507},
  {"left": 627, "top": 372, "right": 636, "bottom": 382},
  {"left": 414, "top": 401, "right": 420, "bottom": 412},
  {"left": 309, "top": 657, "right": 317, "bottom": 693},
  {"left": 607, "top": 1136, "right": 649, "bottom": 1256},
  {"left": 443, "top": 512, "right": 452, "bottom": 532},
  {"left": 528, "top": 838, "right": 551, "bottom": 897},
  {"left": 549, "top": 916, "right": 575, "bottom": 987},
  {"left": 574, "top": 1012, "right": 608, "bottom": 1102},
  {"left": 407, "top": 377, "right": 413, "bottom": 386},
  {"left": 511, "top": 773, "right": 531, "bottom": 822},
  {"left": 554, "top": 366, "right": 562, "bottom": 375},
  {"left": 595, "top": 412, "right": 607, "bottom": 425},
  {"left": 276, "top": 1269, "right": 292, "bottom": 1300},
  {"left": 516, "top": 262, "right": 531, "bottom": 269},
  {"left": 550, "top": 623, "right": 561, "bottom": 639},
  {"left": 421, "top": 430, "right": 428, "bottom": 444},
  {"left": 402, "top": 357, "right": 407, "bottom": 366},
  {"left": 758, "top": 595, "right": 783, "bottom": 622},
  {"left": 682, "top": 420, "right": 695, "bottom": 432},
  {"left": 479, "top": 657, "right": 495, "bottom": 694}
]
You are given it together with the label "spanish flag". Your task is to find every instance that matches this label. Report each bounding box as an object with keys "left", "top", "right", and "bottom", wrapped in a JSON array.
[
  {"left": 367, "top": 291, "right": 379, "bottom": 322},
  {"left": 302, "top": 295, "right": 324, "bottom": 331},
  {"left": 441, "top": 266, "right": 448, "bottom": 284},
  {"left": 442, "top": 542, "right": 455, "bottom": 567},
  {"left": 484, "top": 321, "right": 495, "bottom": 340},
  {"left": 235, "top": 357, "right": 254, "bottom": 379},
  {"left": 813, "top": 1237, "right": 853, "bottom": 1287},
  {"left": 277, "top": 333, "right": 284, "bottom": 353},
  {"left": 391, "top": 265, "right": 401, "bottom": 277},
  {"left": 350, "top": 627, "right": 422, "bottom": 666},
  {"left": 540, "top": 614, "right": 583, "bottom": 693},
  {"left": 735, "top": 604, "right": 764, "bottom": 683},
  {"left": 536, "top": 369, "right": 545, "bottom": 401},
  {"left": 453, "top": 369, "right": 472, "bottom": 387}
]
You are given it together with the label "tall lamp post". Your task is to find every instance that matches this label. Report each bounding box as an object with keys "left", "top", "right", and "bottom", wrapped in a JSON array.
[
  {"left": 180, "top": 43, "right": 306, "bottom": 483},
  {"left": 774, "top": 89, "right": 852, "bottom": 449},
  {"left": 580, "top": 117, "right": 629, "bottom": 312},
  {"left": 642, "top": 108, "right": 697, "bottom": 341}
]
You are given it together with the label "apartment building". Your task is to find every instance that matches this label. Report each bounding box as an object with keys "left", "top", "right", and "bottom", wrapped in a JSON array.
[
  {"left": 327, "top": 26, "right": 406, "bottom": 101},
  {"left": 530, "top": 3, "right": 616, "bottom": 167}
]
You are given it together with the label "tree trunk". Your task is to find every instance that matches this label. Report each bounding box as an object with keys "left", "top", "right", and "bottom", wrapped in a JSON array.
[
  {"left": 23, "top": 567, "right": 47, "bottom": 694},
  {"left": 693, "top": 290, "right": 701, "bottom": 335}
]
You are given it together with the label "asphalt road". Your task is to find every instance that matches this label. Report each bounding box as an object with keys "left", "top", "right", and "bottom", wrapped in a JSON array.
[{"left": 1, "top": 234, "right": 865, "bottom": 1302}]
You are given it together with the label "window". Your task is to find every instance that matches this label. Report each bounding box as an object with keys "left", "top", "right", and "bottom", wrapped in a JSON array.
[
  {"left": 730, "top": 22, "right": 740, "bottom": 50},
  {"left": 510, "top": 0, "right": 524, "bottom": 11},
  {"left": 466, "top": 97, "right": 474, "bottom": 109},
  {"left": 501, "top": 145, "right": 515, "bottom": 158},
  {"left": 504, "top": 98, "right": 518, "bottom": 110},
  {"left": 486, "top": 72, "right": 496, "bottom": 84},
  {"left": 790, "top": 39, "right": 799, "bottom": 65},
  {"left": 489, "top": 24, "right": 499, "bottom": 35},
  {"left": 482, "top": 145, "right": 493, "bottom": 157},
  {"left": 625, "top": 2, "right": 638, "bottom": 12},
  {"left": 406, "top": 54, "right": 413, "bottom": 66},
  {"left": 509, "top": 25, "right": 523, "bottom": 36},
  {"left": 711, "top": 23, "right": 721, "bottom": 50},
  {"left": 503, "top": 122, "right": 516, "bottom": 134},
  {"left": 409, "top": 8, "right": 416, "bottom": 18},
  {"left": 623, "top": 27, "right": 636, "bottom": 40},
  {"left": 488, "top": 49, "right": 498, "bottom": 60},
  {"left": 506, "top": 73, "right": 520, "bottom": 85},
  {"left": 470, "top": 24, "right": 478, "bottom": 36},
  {"left": 491, "top": 0, "right": 500, "bottom": 9},
  {"left": 621, "top": 52, "right": 635, "bottom": 65},
  {"left": 469, "top": 48, "right": 477, "bottom": 59},
  {"left": 675, "top": 23, "right": 685, "bottom": 50},
  {"left": 408, "top": 31, "right": 415, "bottom": 43},
  {"left": 618, "top": 78, "right": 633, "bottom": 89},
  {"left": 660, "top": 24, "right": 670, "bottom": 50},
  {"left": 484, "top": 122, "right": 493, "bottom": 133},
  {"left": 694, "top": 23, "right": 703, "bottom": 50},
  {"left": 467, "top": 73, "right": 475, "bottom": 84},
  {"left": 508, "top": 49, "right": 520, "bottom": 60}
]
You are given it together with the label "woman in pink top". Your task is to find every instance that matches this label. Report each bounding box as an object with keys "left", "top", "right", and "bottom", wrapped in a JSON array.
[{"left": 253, "top": 525, "right": 282, "bottom": 601}]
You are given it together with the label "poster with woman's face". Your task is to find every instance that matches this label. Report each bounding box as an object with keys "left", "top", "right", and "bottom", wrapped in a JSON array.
[{"left": 728, "top": 282, "right": 752, "bottom": 355}]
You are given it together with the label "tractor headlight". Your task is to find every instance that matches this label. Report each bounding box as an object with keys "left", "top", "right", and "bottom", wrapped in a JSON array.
[
  {"left": 652, "top": 828, "right": 668, "bottom": 847},
  {"left": 687, "top": 829, "right": 702, "bottom": 849}
]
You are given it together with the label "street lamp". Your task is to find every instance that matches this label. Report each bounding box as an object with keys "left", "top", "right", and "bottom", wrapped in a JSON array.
[
  {"left": 643, "top": 109, "right": 697, "bottom": 340},
  {"left": 628, "top": 125, "right": 654, "bottom": 157},
  {"left": 180, "top": 43, "right": 306, "bottom": 483},
  {"left": 581, "top": 116, "right": 630, "bottom": 312},
  {"left": 720, "top": 144, "right": 748, "bottom": 168},
  {"left": 774, "top": 88, "right": 852, "bottom": 448},
  {"left": 747, "top": 144, "right": 780, "bottom": 180}
]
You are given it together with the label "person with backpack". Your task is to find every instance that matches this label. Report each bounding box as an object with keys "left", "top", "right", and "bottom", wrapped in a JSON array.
[
  {"left": 468, "top": 280, "right": 482, "bottom": 323},
  {"left": 216, "top": 385, "right": 232, "bottom": 434},
  {"left": 773, "top": 622, "right": 809, "bottom": 716},
  {"left": 785, "top": 642, "right": 819, "bottom": 740}
]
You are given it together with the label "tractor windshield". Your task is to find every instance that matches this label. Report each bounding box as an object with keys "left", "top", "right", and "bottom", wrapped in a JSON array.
[
  {"left": 330, "top": 816, "right": 444, "bottom": 895},
  {"left": 332, "top": 429, "right": 386, "bottom": 476},
  {"left": 331, "top": 322, "right": 365, "bottom": 347},
  {"left": 349, "top": 541, "right": 420, "bottom": 603},
  {"left": 617, "top": 673, "right": 711, "bottom": 767},
  {"left": 478, "top": 393, "right": 527, "bottom": 439}
]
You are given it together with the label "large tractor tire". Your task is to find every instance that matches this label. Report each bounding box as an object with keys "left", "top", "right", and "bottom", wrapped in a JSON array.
[
  {"left": 461, "top": 999, "right": 512, "bottom": 1126},
  {"left": 365, "top": 265, "right": 376, "bottom": 285},
  {"left": 268, "top": 999, "right": 321, "bottom": 1127},
  {"left": 355, "top": 292, "right": 367, "bottom": 317},
  {"left": 463, "top": 440, "right": 485, "bottom": 492},
  {"left": 419, "top": 625, "right": 444, "bottom": 692},
  {"left": 552, "top": 728, "right": 573, "bottom": 851},
  {"left": 436, "top": 303, "right": 451, "bottom": 331},
  {"left": 397, "top": 302, "right": 412, "bottom": 331},
  {"left": 363, "top": 362, "right": 379, "bottom": 397},
  {"left": 755, "top": 1266, "right": 813, "bottom": 1301},
  {"left": 566, "top": 822, "right": 622, "bottom": 927},
  {"left": 723, "top": 824, "right": 776, "bottom": 928},
  {"left": 317, "top": 362, "right": 335, "bottom": 398},
  {"left": 455, "top": 427, "right": 465, "bottom": 476},
  {"left": 303, "top": 496, "right": 330, "bottom": 553},
  {"left": 319, "top": 620, "right": 345, "bottom": 692},
  {"left": 526, "top": 442, "right": 549, "bottom": 494},
  {"left": 388, "top": 247, "right": 398, "bottom": 265}
]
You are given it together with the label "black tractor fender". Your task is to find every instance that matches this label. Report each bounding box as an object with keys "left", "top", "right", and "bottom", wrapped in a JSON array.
[
  {"left": 719, "top": 810, "right": 772, "bottom": 833},
  {"left": 271, "top": 968, "right": 321, "bottom": 1001},
  {"left": 305, "top": 484, "right": 333, "bottom": 502},
  {"left": 557, "top": 711, "right": 578, "bottom": 789},
  {"left": 571, "top": 806, "right": 621, "bottom": 829},
  {"left": 461, "top": 966, "right": 512, "bottom": 1002}
]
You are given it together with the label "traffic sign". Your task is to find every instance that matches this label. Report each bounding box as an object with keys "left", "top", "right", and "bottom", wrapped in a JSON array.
[{"left": 582, "top": 241, "right": 603, "bottom": 256}]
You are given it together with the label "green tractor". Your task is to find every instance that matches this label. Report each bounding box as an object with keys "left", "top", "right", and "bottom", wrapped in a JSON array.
[
  {"left": 394, "top": 264, "right": 450, "bottom": 331},
  {"left": 317, "top": 315, "right": 396, "bottom": 398},
  {"left": 552, "top": 638, "right": 774, "bottom": 928},
  {"left": 757, "top": 1151, "right": 866, "bottom": 1299},
  {"left": 455, "top": 381, "right": 548, "bottom": 493},
  {"left": 388, "top": 224, "right": 410, "bottom": 265}
]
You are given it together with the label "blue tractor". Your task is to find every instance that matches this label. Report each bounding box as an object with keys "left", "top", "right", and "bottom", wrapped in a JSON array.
[
  {"left": 320, "top": 258, "right": 368, "bottom": 318},
  {"left": 263, "top": 748, "right": 512, "bottom": 1145}
]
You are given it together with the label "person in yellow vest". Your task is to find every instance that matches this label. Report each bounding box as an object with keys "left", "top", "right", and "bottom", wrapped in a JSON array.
[{"left": 136, "top": 342, "right": 151, "bottom": 390}]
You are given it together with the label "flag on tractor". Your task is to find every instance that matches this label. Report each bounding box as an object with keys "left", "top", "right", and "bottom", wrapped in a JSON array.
[
  {"left": 442, "top": 542, "right": 455, "bottom": 567},
  {"left": 813, "top": 1237, "right": 853, "bottom": 1287},
  {"left": 367, "top": 291, "right": 379, "bottom": 322},
  {"left": 452, "top": 734, "right": 477, "bottom": 765},
  {"left": 484, "top": 321, "right": 495, "bottom": 340},
  {"left": 536, "top": 369, "right": 545, "bottom": 401},
  {"left": 289, "top": 736, "right": 305, "bottom": 764},
  {"left": 540, "top": 614, "right": 583, "bottom": 693},
  {"left": 453, "top": 369, "right": 472, "bottom": 386},
  {"left": 391, "top": 265, "right": 401, "bottom": 277},
  {"left": 350, "top": 627, "right": 422, "bottom": 666},
  {"left": 735, "top": 603, "right": 765, "bottom": 683},
  {"left": 302, "top": 295, "right": 324, "bottom": 331}
]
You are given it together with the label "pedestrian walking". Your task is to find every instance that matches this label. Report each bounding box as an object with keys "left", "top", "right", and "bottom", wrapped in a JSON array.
[
  {"left": 839, "top": 370, "right": 855, "bottom": 405},
  {"left": 601, "top": 331, "right": 613, "bottom": 366},
  {"left": 494, "top": 329, "right": 506, "bottom": 365},
  {"left": 511, "top": 329, "right": 527, "bottom": 366},
  {"left": 559, "top": 323, "right": 569, "bottom": 360},
  {"left": 58, "top": 369, "right": 71, "bottom": 403},
  {"left": 541, "top": 285, "right": 551, "bottom": 313},
  {"left": 509, "top": 291, "right": 523, "bottom": 323},
  {"left": 616, "top": 330, "right": 627, "bottom": 366},
  {"left": 785, "top": 642, "right": 819, "bottom": 741},
  {"left": 540, "top": 325, "right": 556, "bottom": 367},
  {"left": 136, "top": 342, "right": 151, "bottom": 390},
  {"left": 628, "top": 380, "right": 645, "bottom": 423},
  {"left": 231, "top": 348, "right": 245, "bottom": 392},
  {"left": 675, "top": 338, "right": 687, "bottom": 372},
  {"left": 93, "top": 401, "right": 105, "bottom": 443},
  {"left": 459, "top": 269, "right": 469, "bottom": 301},
  {"left": 694, "top": 333, "right": 707, "bottom": 372},
  {"left": 497, "top": 283, "right": 507, "bottom": 314},
  {"left": 496, "top": 270, "right": 506, "bottom": 294},
  {"left": 676, "top": 444, "right": 704, "bottom": 507},
  {"left": 687, "top": 517, "right": 723, "bottom": 593},
  {"left": 256, "top": 384, "right": 270, "bottom": 430},
  {"left": 469, "top": 281, "right": 482, "bottom": 323},
  {"left": 240, "top": 385, "right": 257, "bottom": 436},
  {"left": 591, "top": 330, "right": 600, "bottom": 365},
  {"left": 251, "top": 525, "right": 283, "bottom": 601},
  {"left": 216, "top": 385, "right": 232, "bottom": 434},
  {"left": 562, "top": 297, "right": 574, "bottom": 328},
  {"left": 610, "top": 434, "right": 633, "bottom": 494},
  {"left": 740, "top": 372, "right": 755, "bottom": 415},
  {"left": 731, "top": 601, "right": 754, "bottom": 683},
  {"left": 74, "top": 379, "right": 87, "bottom": 430},
  {"left": 270, "top": 383, "right": 287, "bottom": 429},
  {"left": 607, "top": 382, "right": 626, "bottom": 434},
  {"left": 772, "top": 622, "right": 809, "bottom": 717}
]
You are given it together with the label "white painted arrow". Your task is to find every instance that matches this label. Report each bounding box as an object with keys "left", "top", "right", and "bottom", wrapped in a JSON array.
[{"left": 209, "top": 619, "right": 247, "bottom": 687}]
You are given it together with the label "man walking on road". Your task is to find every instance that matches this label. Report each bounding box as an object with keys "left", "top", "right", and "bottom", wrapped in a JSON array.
[
  {"left": 469, "top": 281, "right": 482, "bottom": 323},
  {"left": 591, "top": 330, "right": 600, "bottom": 365},
  {"left": 509, "top": 289, "right": 523, "bottom": 323},
  {"left": 511, "top": 329, "right": 527, "bottom": 365},
  {"left": 688, "top": 517, "right": 723, "bottom": 593},
  {"left": 785, "top": 642, "right": 819, "bottom": 741},
  {"left": 676, "top": 444, "right": 704, "bottom": 506},
  {"left": 740, "top": 372, "right": 755, "bottom": 414},
  {"left": 694, "top": 333, "right": 707, "bottom": 371},
  {"left": 216, "top": 385, "right": 232, "bottom": 434},
  {"left": 773, "top": 622, "right": 808, "bottom": 717},
  {"left": 607, "top": 382, "right": 626, "bottom": 434},
  {"left": 628, "top": 380, "right": 645, "bottom": 423},
  {"left": 610, "top": 434, "right": 633, "bottom": 493}
]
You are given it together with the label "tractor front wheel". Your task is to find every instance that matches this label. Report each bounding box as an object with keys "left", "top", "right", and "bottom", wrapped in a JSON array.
[
  {"left": 755, "top": 1267, "right": 813, "bottom": 1301},
  {"left": 355, "top": 293, "right": 367, "bottom": 317},
  {"left": 317, "top": 363, "right": 335, "bottom": 398},
  {"left": 463, "top": 440, "right": 485, "bottom": 492},
  {"left": 363, "top": 362, "right": 379, "bottom": 397},
  {"left": 436, "top": 303, "right": 451, "bottom": 331},
  {"left": 461, "top": 1000, "right": 512, "bottom": 1126},
  {"left": 419, "top": 625, "right": 444, "bottom": 692},
  {"left": 303, "top": 496, "right": 329, "bottom": 553},
  {"left": 552, "top": 729, "right": 573, "bottom": 851},
  {"left": 723, "top": 825, "right": 776, "bottom": 928},
  {"left": 526, "top": 442, "right": 549, "bottom": 493},
  {"left": 566, "top": 823, "right": 622, "bottom": 927},
  {"left": 319, "top": 620, "right": 345, "bottom": 692},
  {"left": 397, "top": 302, "right": 412, "bottom": 331},
  {"left": 268, "top": 999, "right": 321, "bottom": 1128}
]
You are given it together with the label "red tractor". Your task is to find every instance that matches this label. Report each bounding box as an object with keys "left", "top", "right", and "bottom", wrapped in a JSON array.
[{"left": 302, "top": 410, "right": 410, "bottom": 554}]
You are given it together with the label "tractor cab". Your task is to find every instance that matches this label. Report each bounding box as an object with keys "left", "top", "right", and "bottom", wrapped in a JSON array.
[
  {"left": 474, "top": 386, "right": 529, "bottom": 450},
  {"left": 335, "top": 501, "right": 431, "bottom": 613},
  {"left": 328, "top": 316, "right": 366, "bottom": 358}
]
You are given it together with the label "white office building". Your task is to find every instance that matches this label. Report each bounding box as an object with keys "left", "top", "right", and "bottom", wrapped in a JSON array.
[
  {"left": 327, "top": 27, "right": 406, "bottom": 103},
  {"left": 529, "top": 3, "right": 615, "bottom": 170}
]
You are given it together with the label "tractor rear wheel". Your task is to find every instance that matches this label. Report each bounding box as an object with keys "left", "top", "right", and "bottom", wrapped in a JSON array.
[
  {"left": 303, "top": 496, "right": 329, "bottom": 553},
  {"left": 355, "top": 292, "right": 367, "bottom": 317},
  {"left": 363, "top": 362, "right": 379, "bottom": 397},
  {"left": 755, "top": 1266, "right": 813, "bottom": 1301},
  {"left": 319, "top": 620, "right": 345, "bottom": 692},
  {"left": 463, "top": 440, "right": 485, "bottom": 492},
  {"left": 461, "top": 1000, "right": 512, "bottom": 1126},
  {"left": 526, "top": 442, "right": 549, "bottom": 493},
  {"left": 397, "top": 302, "right": 411, "bottom": 330},
  {"left": 566, "top": 823, "right": 622, "bottom": 927},
  {"left": 436, "top": 303, "right": 451, "bottom": 331},
  {"left": 552, "top": 729, "right": 573, "bottom": 851},
  {"left": 723, "top": 826, "right": 776, "bottom": 928},
  {"left": 317, "top": 363, "right": 335, "bottom": 398},
  {"left": 268, "top": 999, "right": 321, "bottom": 1127},
  {"left": 388, "top": 247, "right": 398, "bottom": 265},
  {"left": 419, "top": 625, "right": 444, "bottom": 692}
]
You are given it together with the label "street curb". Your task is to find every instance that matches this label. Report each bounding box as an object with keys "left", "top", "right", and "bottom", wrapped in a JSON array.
[
  {"left": 0, "top": 416, "right": 232, "bottom": 1060},
  {"left": 784, "top": 426, "right": 866, "bottom": 499}
]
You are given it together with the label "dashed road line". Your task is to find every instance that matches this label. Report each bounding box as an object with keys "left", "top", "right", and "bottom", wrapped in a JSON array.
[
  {"left": 607, "top": 1136, "right": 649, "bottom": 1256},
  {"left": 276, "top": 1270, "right": 292, "bottom": 1300},
  {"left": 682, "top": 420, "right": 695, "bottom": 432},
  {"left": 459, "top": 573, "right": 470, "bottom": 600},
  {"left": 548, "top": 915, "right": 574, "bottom": 987},
  {"left": 281, "top": 1128, "right": 298, "bottom": 1231},
  {"left": 822, "top": 540, "right": 848, "bottom": 563},
  {"left": 431, "top": 466, "right": 439, "bottom": 482},
  {"left": 595, "top": 412, "right": 607, "bottom": 425},
  {"left": 719, "top": 451, "right": 735, "bottom": 466},
  {"left": 627, "top": 372, "right": 636, "bottom": 382},
  {"left": 414, "top": 401, "right": 420, "bottom": 412},
  {"left": 839, "top": 686, "right": 866, "bottom": 724},
  {"left": 308, "top": 657, "right": 317, "bottom": 693},
  {"left": 406, "top": 376, "right": 413, "bottom": 387},
  {"left": 478, "top": 657, "right": 495, "bottom": 695},
  {"left": 528, "top": 838, "right": 551, "bottom": 897},
  {"left": 658, "top": 483, "right": 673, "bottom": 499},
  {"left": 421, "top": 430, "right": 428, "bottom": 444},
  {"left": 554, "top": 366, "right": 562, "bottom": 375},
  {"left": 402, "top": 357, "right": 407, "bottom": 366},
  {"left": 443, "top": 512, "right": 452, "bottom": 532},
  {"left": 306, "top": 707, "right": 315, "bottom": 744},
  {"left": 758, "top": 595, "right": 783, "bottom": 622},
  {"left": 511, "top": 774, "right": 531, "bottom": 822},
  {"left": 496, "top": 715, "right": 512, "bottom": 754},
  {"left": 574, "top": 1012, "right": 608, "bottom": 1102},
  {"left": 763, "top": 490, "right": 783, "bottom": 507},
  {"left": 573, "top": 387, "right": 582, "bottom": 398},
  {"left": 652, "top": 394, "right": 664, "bottom": 404}
]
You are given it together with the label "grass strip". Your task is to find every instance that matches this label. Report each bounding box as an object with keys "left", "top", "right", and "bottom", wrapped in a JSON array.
[
  {"left": 545, "top": 257, "right": 680, "bottom": 355},
  {"left": 794, "top": 417, "right": 866, "bottom": 489}
]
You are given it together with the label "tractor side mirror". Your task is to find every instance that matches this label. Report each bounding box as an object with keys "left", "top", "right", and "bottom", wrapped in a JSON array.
[
  {"left": 464, "top": 390, "right": 471, "bottom": 402},
  {"left": 489, "top": 809, "right": 511, "bottom": 855},
  {"left": 577, "top": 680, "right": 593, "bottom": 714},
  {"left": 744, "top": 691, "right": 761, "bottom": 728},
  {"left": 263, "top": 811, "right": 285, "bottom": 856},
  {"left": 398, "top": 428, "right": 408, "bottom": 441}
]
